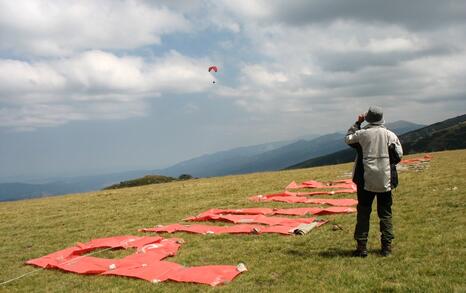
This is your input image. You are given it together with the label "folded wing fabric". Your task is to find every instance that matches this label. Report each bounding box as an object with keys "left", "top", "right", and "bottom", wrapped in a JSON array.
[
  {"left": 285, "top": 179, "right": 356, "bottom": 191},
  {"left": 26, "top": 235, "right": 243, "bottom": 286},
  {"left": 187, "top": 206, "right": 355, "bottom": 221},
  {"left": 140, "top": 220, "right": 328, "bottom": 235},
  {"left": 249, "top": 195, "right": 358, "bottom": 206},
  {"left": 186, "top": 214, "right": 317, "bottom": 226},
  {"left": 400, "top": 154, "right": 432, "bottom": 165},
  {"left": 251, "top": 188, "right": 355, "bottom": 201}
]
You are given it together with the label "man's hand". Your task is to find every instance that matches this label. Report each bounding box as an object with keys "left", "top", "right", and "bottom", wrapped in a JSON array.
[{"left": 357, "top": 113, "right": 365, "bottom": 124}]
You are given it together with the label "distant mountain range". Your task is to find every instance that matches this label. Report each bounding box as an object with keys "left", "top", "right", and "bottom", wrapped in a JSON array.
[
  {"left": 0, "top": 120, "right": 425, "bottom": 201},
  {"left": 158, "top": 139, "right": 296, "bottom": 177},
  {"left": 0, "top": 140, "right": 294, "bottom": 201},
  {"left": 159, "top": 120, "right": 423, "bottom": 177},
  {"left": 0, "top": 170, "right": 151, "bottom": 201},
  {"left": 160, "top": 132, "right": 346, "bottom": 177},
  {"left": 286, "top": 114, "right": 466, "bottom": 170}
]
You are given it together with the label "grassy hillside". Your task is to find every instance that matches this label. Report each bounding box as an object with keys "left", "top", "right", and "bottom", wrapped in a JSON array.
[
  {"left": 102, "top": 175, "right": 192, "bottom": 190},
  {"left": 402, "top": 119, "right": 466, "bottom": 154},
  {"left": 0, "top": 150, "right": 465, "bottom": 292}
]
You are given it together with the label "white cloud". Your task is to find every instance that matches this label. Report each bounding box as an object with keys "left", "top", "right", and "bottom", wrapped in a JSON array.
[
  {"left": 218, "top": 0, "right": 466, "bottom": 31},
  {"left": 366, "top": 37, "right": 422, "bottom": 53},
  {"left": 1, "top": 0, "right": 465, "bottom": 133},
  {"left": 206, "top": 4, "right": 466, "bottom": 122},
  {"left": 0, "top": 104, "right": 85, "bottom": 131},
  {"left": 220, "top": 0, "right": 271, "bottom": 20},
  {"left": 0, "top": 50, "right": 213, "bottom": 130},
  {"left": 242, "top": 64, "right": 288, "bottom": 86},
  {"left": 0, "top": 59, "right": 67, "bottom": 99},
  {"left": 402, "top": 53, "right": 466, "bottom": 98},
  {"left": 0, "top": 101, "right": 148, "bottom": 131},
  {"left": 0, "top": 0, "right": 190, "bottom": 56}
]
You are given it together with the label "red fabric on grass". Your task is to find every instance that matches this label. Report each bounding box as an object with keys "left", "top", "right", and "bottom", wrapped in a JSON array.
[
  {"left": 141, "top": 224, "right": 290, "bottom": 235},
  {"left": 26, "top": 236, "right": 165, "bottom": 271},
  {"left": 249, "top": 195, "right": 358, "bottom": 206},
  {"left": 255, "top": 187, "right": 356, "bottom": 200},
  {"left": 284, "top": 189, "right": 356, "bottom": 196},
  {"left": 26, "top": 235, "right": 243, "bottom": 286},
  {"left": 141, "top": 220, "right": 328, "bottom": 236},
  {"left": 185, "top": 208, "right": 275, "bottom": 221},
  {"left": 272, "top": 206, "right": 355, "bottom": 216},
  {"left": 186, "top": 214, "right": 316, "bottom": 226},
  {"left": 188, "top": 206, "right": 355, "bottom": 220},
  {"left": 400, "top": 154, "right": 432, "bottom": 164},
  {"left": 286, "top": 179, "right": 356, "bottom": 191},
  {"left": 103, "top": 260, "right": 183, "bottom": 283},
  {"left": 168, "top": 265, "right": 244, "bottom": 286}
]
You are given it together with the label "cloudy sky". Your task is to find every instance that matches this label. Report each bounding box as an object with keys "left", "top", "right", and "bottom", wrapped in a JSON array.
[{"left": 1, "top": 0, "right": 465, "bottom": 181}]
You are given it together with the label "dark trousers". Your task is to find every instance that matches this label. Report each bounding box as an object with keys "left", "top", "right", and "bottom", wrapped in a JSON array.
[{"left": 354, "top": 188, "right": 394, "bottom": 243}]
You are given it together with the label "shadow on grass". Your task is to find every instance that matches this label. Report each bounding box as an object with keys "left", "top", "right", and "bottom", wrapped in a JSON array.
[
  {"left": 284, "top": 247, "right": 375, "bottom": 258},
  {"left": 318, "top": 247, "right": 381, "bottom": 258},
  {"left": 318, "top": 248, "right": 354, "bottom": 258},
  {"left": 285, "top": 248, "right": 316, "bottom": 258}
]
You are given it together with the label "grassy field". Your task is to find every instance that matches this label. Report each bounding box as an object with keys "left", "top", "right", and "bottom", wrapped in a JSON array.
[{"left": 0, "top": 150, "right": 465, "bottom": 292}]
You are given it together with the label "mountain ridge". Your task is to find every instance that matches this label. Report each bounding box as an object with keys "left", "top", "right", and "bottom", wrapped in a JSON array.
[{"left": 286, "top": 114, "right": 466, "bottom": 170}]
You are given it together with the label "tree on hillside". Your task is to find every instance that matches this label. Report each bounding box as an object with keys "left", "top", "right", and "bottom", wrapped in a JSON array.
[{"left": 178, "top": 174, "right": 193, "bottom": 180}]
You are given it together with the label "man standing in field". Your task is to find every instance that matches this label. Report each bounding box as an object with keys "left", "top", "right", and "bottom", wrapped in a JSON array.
[{"left": 345, "top": 106, "right": 403, "bottom": 257}]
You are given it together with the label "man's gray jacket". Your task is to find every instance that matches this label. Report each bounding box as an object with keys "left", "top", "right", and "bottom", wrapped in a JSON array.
[{"left": 345, "top": 123, "right": 403, "bottom": 193}]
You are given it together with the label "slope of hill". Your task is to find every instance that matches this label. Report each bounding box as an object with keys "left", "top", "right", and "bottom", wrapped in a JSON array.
[
  {"left": 286, "top": 114, "right": 465, "bottom": 170},
  {"left": 400, "top": 115, "right": 466, "bottom": 154},
  {"left": 0, "top": 150, "right": 464, "bottom": 292},
  {"left": 103, "top": 174, "right": 193, "bottom": 190}
]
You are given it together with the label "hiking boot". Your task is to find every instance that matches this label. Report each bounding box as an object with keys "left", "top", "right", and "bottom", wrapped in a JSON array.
[
  {"left": 381, "top": 241, "right": 392, "bottom": 257},
  {"left": 352, "top": 240, "right": 368, "bottom": 257}
]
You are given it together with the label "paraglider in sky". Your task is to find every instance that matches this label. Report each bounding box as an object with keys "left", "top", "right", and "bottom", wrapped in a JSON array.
[
  {"left": 208, "top": 66, "right": 218, "bottom": 72},
  {"left": 208, "top": 66, "right": 218, "bottom": 84}
]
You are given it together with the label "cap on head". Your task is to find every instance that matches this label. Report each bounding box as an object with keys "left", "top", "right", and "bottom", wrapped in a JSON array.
[{"left": 365, "top": 106, "right": 384, "bottom": 124}]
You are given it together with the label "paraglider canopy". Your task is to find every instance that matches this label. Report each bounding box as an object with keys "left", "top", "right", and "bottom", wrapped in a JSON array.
[{"left": 208, "top": 66, "right": 218, "bottom": 84}]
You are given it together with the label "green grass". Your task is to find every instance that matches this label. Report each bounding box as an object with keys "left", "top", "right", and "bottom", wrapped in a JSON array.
[{"left": 0, "top": 150, "right": 465, "bottom": 292}]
